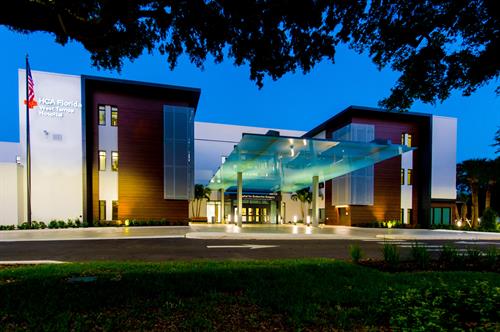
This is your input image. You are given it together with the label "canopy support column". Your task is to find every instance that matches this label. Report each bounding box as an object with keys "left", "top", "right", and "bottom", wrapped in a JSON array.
[
  {"left": 237, "top": 172, "right": 242, "bottom": 227},
  {"left": 312, "top": 175, "right": 319, "bottom": 227},
  {"left": 220, "top": 188, "right": 225, "bottom": 223}
]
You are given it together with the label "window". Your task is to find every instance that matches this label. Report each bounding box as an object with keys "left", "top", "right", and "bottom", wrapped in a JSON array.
[
  {"left": 112, "top": 201, "right": 118, "bottom": 220},
  {"left": 98, "top": 106, "right": 106, "bottom": 125},
  {"left": 99, "top": 200, "right": 106, "bottom": 221},
  {"left": 407, "top": 169, "right": 413, "bottom": 185},
  {"left": 99, "top": 151, "right": 106, "bottom": 171},
  {"left": 431, "top": 207, "right": 451, "bottom": 225},
  {"left": 407, "top": 209, "right": 413, "bottom": 224},
  {"left": 111, "top": 107, "right": 118, "bottom": 126},
  {"left": 407, "top": 134, "right": 413, "bottom": 147},
  {"left": 111, "top": 151, "right": 118, "bottom": 171},
  {"left": 401, "top": 209, "right": 404, "bottom": 223},
  {"left": 401, "top": 168, "right": 405, "bottom": 185},
  {"left": 401, "top": 133, "right": 405, "bottom": 145}
]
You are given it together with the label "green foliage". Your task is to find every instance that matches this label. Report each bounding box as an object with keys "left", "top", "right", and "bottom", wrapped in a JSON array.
[
  {"left": 480, "top": 208, "right": 498, "bottom": 231},
  {"left": 0, "top": 260, "right": 498, "bottom": 331},
  {"left": 349, "top": 244, "right": 363, "bottom": 264},
  {"left": 0, "top": 224, "right": 16, "bottom": 230},
  {"left": 410, "top": 242, "right": 430, "bottom": 269},
  {"left": 439, "top": 244, "right": 461, "bottom": 268},
  {"left": 382, "top": 243, "right": 400, "bottom": 266},
  {"left": 381, "top": 282, "right": 500, "bottom": 331},
  {"left": 2, "top": 1, "right": 497, "bottom": 111}
]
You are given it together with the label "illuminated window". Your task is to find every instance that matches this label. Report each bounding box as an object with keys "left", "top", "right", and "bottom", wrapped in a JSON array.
[
  {"left": 98, "top": 106, "right": 106, "bottom": 125},
  {"left": 407, "top": 134, "right": 412, "bottom": 147},
  {"left": 401, "top": 168, "right": 405, "bottom": 185},
  {"left": 99, "top": 151, "right": 106, "bottom": 171},
  {"left": 99, "top": 200, "right": 106, "bottom": 220},
  {"left": 111, "top": 151, "right": 118, "bottom": 171},
  {"left": 111, "top": 107, "right": 118, "bottom": 126},
  {"left": 112, "top": 201, "right": 118, "bottom": 220},
  {"left": 407, "top": 169, "right": 413, "bottom": 185},
  {"left": 401, "top": 133, "right": 405, "bottom": 145}
]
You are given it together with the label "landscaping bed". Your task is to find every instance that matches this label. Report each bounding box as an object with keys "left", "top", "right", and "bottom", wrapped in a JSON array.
[{"left": 0, "top": 259, "right": 498, "bottom": 331}]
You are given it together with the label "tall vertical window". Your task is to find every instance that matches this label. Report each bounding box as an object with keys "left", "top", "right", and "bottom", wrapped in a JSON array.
[
  {"left": 401, "top": 133, "right": 405, "bottom": 145},
  {"left": 98, "top": 105, "right": 106, "bottom": 125},
  {"left": 401, "top": 168, "right": 405, "bottom": 185},
  {"left": 407, "top": 134, "right": 413, "bottom": 147},
  {"left": 111, "top": 151, "right": 119, "bottom": 171},
  {"left": 99, "top": 200, "right": 106, "bottom": 220},
  {"left": 407, "top": 209, "right": 413, "bottom": 224},
  {"left": 111, "top": 107, "right": 118, "bottom": 126},
  {"left": 407, "top": 169, "right": 413, "bottom": 185},
  {"left": 99, "top": 151, "right": 106, "bottom": 171},
  {"left": 112, "top": 201, "right": 118, "bottom": 220},
  {"left": 401, "top": 209, "right": 404, "bottom": 223}
]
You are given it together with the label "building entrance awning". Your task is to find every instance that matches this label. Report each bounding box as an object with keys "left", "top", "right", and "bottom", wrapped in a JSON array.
[{"left": 207, "top": 133, "right": 413, "bottom": 193}]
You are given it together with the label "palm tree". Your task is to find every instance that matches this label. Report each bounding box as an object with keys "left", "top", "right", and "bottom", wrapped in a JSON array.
[
  {"left": 291, "top": 188, "right": 312, "bottom": 222},
  {"left": 456, "top": 191, "right": 470, "bottom": 225},
  {"left": 457, "top": 159, "right": 487, "bottom": 228},
  {"left": 192, "top": 184, "right": 211, "bottom": 218}
]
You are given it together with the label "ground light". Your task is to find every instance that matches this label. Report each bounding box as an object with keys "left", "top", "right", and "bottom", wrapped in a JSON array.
[
  {"left": 293, "top": 215, "right": 297, "bottom": 225},
  {"left": 306, "top": 216, "right": 311, "bottom": 226}
]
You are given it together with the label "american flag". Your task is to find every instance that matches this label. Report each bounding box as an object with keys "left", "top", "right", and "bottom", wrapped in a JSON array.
[{"left": 25, "top": 58, "right": 37, "bottom": 109}]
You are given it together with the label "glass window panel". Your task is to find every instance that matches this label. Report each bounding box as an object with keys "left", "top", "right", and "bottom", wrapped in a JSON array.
[
  {"left": 401, "top": 169, "right": 405, "bottom": 185},
  {"left": 99, "top": 200, "right": 106, "bottom": 220},
  {"left": 407, "top": 134, "right": 412, "bottom": 147},
  {"left": 442, "top": 208, "right": 451, "bottom": 225},
  {"left": 111, "top": 152, "right": 118, "bottom": 171},
  {"left": 111, "top": 107, "right": 118, "bottom": 126},
  {"left": 433, "top": 208, "right": 442, "bottom": 225},
  {"left": 99, "top": 151, "right": 106, "bottom": 171},
  {"left": 407, "top": 169, "right": 413, "bottom": 185},
  {"left": 98, "top": 106, "right": 106, "bottom": 125},
  {"left": 112, "top": 201, "right": 118, "bottom": 220}
]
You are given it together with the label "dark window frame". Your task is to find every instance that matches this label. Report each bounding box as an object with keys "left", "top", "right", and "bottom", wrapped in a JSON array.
[
  {"left": 98, "top": 105, "right": 106, "bottom": 126},
  {"left": 99, "top": 200, "right": 106, "bottom": 221},
  {"left": 111, "top": 107, "right": 118, "bottom": 127},
  {"left": 112, "top": 201, "right": 118, "bottom": 220},
  {"left": 401, "top": 168, "right": 405, "bottom": 185},
  {"left": 407, "top": 169, "right": 413, "bottom": 185}
]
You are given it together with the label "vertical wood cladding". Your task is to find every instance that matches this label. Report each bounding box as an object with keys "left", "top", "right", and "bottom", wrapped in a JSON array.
[
  {"left": 323, "top": 112, "right": 431, "bottom": 226},
  {"left": 85, "top": 79, "right": 199, "bottom": 222}
]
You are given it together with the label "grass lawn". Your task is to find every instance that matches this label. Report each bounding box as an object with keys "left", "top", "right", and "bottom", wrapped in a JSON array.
[{"left": 0, "top": 259, "right": 499, "bottom": 331}]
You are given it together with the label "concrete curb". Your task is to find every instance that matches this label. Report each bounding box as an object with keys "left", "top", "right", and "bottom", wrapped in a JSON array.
[{"left": 185, "top": 232, "right": 370, "bottom": 240}]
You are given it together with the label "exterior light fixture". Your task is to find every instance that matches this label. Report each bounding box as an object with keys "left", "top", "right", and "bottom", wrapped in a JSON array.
[
  {"left": 290, "top": 145, "right": 295, "bottom": 157},
  {"left": 306, "top": 216, "right": 311, "bottom": 225},
  {"left": 303, "top": 139, "right": 307, "bottom": 146},
  {"left": 456, "top": 220, "right": 462, "bottom": 227},
  {"left": 293, "top": 215, "right": 297, "bottom": 225},
  {"left": 124, "top": 219, "right": 130, "bottom": 227}
]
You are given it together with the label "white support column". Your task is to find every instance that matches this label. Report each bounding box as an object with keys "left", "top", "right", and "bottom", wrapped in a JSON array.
[
  {"left": 237, "top": 172, "right": 242, "bottom": 227},
  {"left": 312, "top": 175, "right": 319, "bottom": 227},
  {"left": 220, "top": 188, "right": 225, "bottom": 223}
]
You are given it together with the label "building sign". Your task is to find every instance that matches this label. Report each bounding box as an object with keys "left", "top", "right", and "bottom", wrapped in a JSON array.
[{"left": 37, "top": 97, "right": 82, "bottom": 118}]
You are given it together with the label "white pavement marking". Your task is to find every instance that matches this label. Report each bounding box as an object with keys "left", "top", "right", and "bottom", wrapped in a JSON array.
[
  {"left": 0, "top": 235, "right": 186, "bottom": 242},
  {"left": 454, "top": 241, "right": 500, "bottom": 245},
  {"left": 206, "top": 244, "right": 279, "bottom": 250},
  {"left": 0, "top": 260, "right": 67, "bottom": 265}
]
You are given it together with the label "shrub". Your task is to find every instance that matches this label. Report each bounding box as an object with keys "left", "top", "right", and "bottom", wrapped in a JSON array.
[
  {"left": 57, "top": 220, "right": 67, "bottom": 228},
  {"left": 465, "top": 246, "right": 482, "bottom": 263},
  {"left": 410, "top": 242, "right": 430, "bottom": 269},
  {"left": 67, "top": 219, "right": 75, "bottom": 228},
  {"left": 439, "top": 244, "right": 461, "bottom": 268},
  {"left": 39, "top": 221, "right": 47, "bottom": 229},
  {"left": 349, "top": 244, "right": 363, "bottom": 264},
  {"left": 484, "top": 246, "right": 498, "bottom": 266},
  {"left": 48, "top": 220, "right": 59, "bottom": 229},
  {"left": 382, "top": 243, "right": 400, "bottom": 266},
  {"left": 480, "top": 208, "right": 498, "bottom": 231},
  {"left": 0, "top": 225, "right": 16, "bottom": 230}
]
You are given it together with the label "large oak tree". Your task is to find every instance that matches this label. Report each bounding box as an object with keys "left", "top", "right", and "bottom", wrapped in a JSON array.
[{"left": 2, "top": 0, "right": 498, "bottom": 111}]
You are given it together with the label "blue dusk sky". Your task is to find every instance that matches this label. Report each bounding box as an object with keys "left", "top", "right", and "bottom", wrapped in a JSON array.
[{"left": 0, "top": 26, "right": 497, "bottom": 162}]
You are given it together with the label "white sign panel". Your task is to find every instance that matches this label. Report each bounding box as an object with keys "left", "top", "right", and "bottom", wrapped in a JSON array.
[{"left": 18, "top": 70, "right": 83, "bottom": 222}]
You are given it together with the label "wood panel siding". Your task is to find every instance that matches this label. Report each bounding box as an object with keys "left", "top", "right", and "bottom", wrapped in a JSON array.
[{"left": 84, "top": 78, "right": 200, "bottom": 222}]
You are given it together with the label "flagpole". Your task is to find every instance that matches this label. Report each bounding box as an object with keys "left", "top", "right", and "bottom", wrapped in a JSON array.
[{"left": 25, "top": 54, "right": 32, "bottom": 227}]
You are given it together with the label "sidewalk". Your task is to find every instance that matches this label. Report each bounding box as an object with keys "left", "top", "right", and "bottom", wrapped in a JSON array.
[{"left": 0, "top": 224, "right": 499, "bottom": 242}]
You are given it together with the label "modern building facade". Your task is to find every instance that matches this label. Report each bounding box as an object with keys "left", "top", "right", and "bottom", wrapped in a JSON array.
[{"left": 0, "top": 70, "right": 457, "bottom": 227}]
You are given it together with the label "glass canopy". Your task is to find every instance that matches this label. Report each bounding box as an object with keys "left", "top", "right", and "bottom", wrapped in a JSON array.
[{"left": 207, "top": 133, "right": 413, "bottom": 193}]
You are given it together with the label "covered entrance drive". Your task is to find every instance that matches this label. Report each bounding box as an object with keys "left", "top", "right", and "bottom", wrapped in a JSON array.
[{"left": 208, "top": 133, "right": 412, "bottom": 226}]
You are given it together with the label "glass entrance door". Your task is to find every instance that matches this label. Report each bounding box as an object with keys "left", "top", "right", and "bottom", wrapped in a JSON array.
[{"left": 242, "top": 205, "right": 270, "bottom": 223}]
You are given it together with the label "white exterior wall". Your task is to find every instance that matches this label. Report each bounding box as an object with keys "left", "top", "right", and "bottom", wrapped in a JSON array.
[
  {"left": 18, "top": 70, "right": 83, "bottom": 222},
  {"left": 431, "top": 116, "right": 457, "bottom": 199},
  {"left": 98, "top": 106, "right": 118, "bottom": 220},
  {"left": 400, "top": 134, "right": 413, "bottom": 224}
]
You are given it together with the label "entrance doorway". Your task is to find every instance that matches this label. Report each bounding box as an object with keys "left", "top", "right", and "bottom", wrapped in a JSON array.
[{"left": 242, "top": 205, "right": 270, "bottom": 223}]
